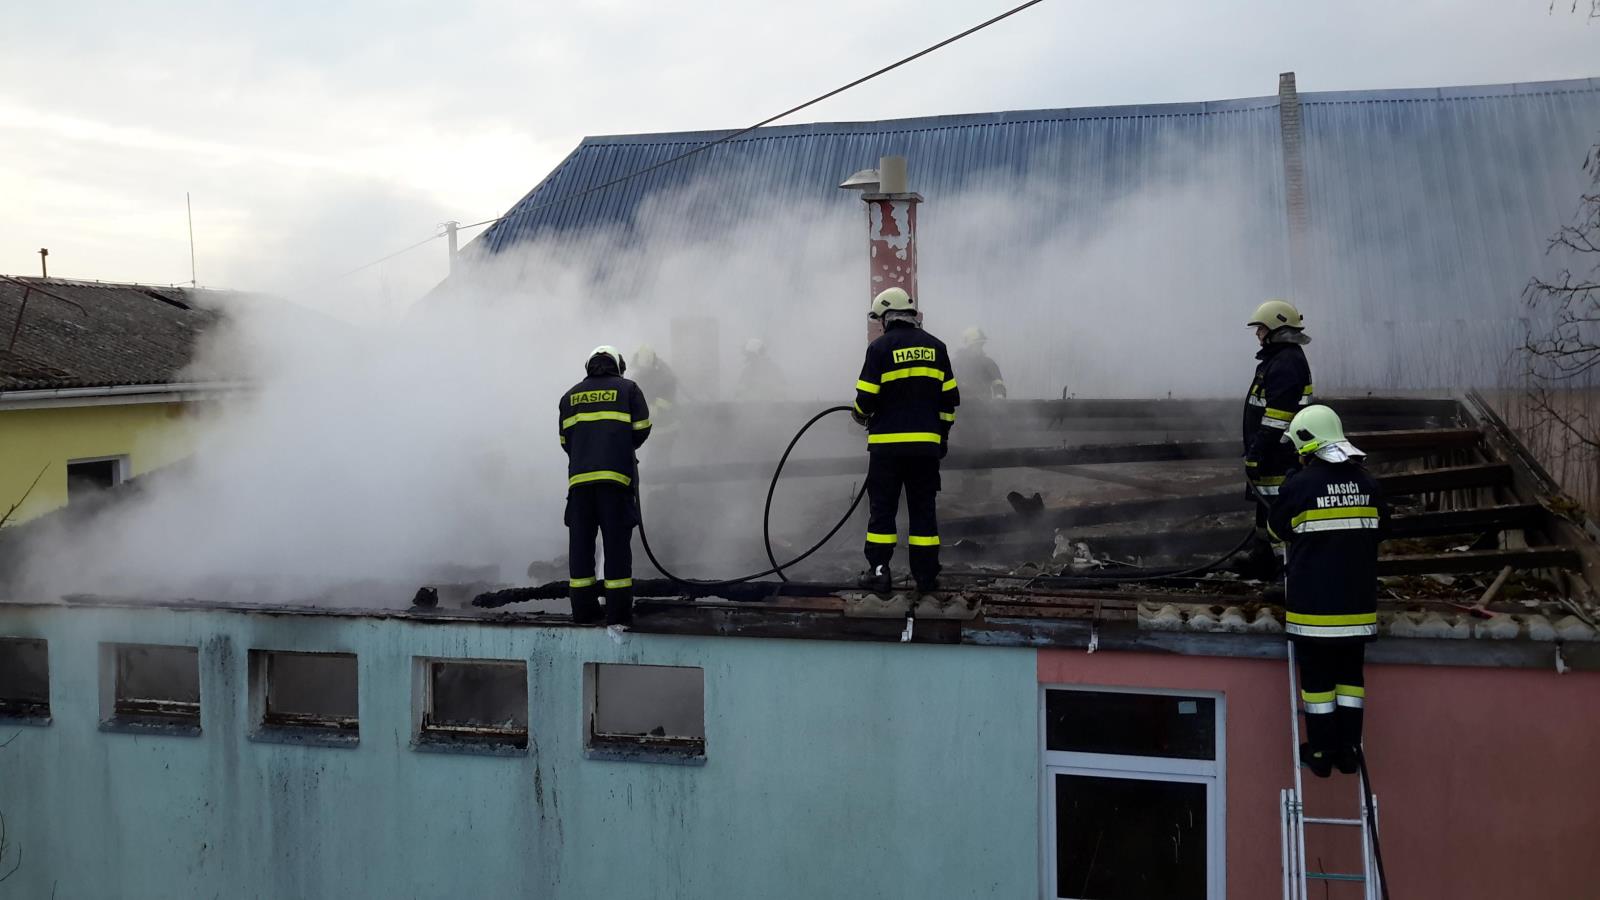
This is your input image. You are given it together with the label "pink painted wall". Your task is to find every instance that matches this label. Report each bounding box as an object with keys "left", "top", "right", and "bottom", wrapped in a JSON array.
[{"left": 1038, "top": 650, "right": 1600, "bottom": 900}]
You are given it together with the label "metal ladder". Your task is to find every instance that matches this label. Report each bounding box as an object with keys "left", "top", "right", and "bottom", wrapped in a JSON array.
[{"left": 1280, "top": 641, "right": 1382, "bottom": 900}]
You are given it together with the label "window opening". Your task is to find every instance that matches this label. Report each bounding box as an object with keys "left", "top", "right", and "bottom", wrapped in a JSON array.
[
  {"left": 251, "top": 650, "right": 358, "bottom": 744},
  {"left": 587, "top": 663, "right": 705, "bottom": 761},
  {"left": 416, "top": 658, "right": 527, "bottom": 751},
  {"left": 66, "top": 457, "right": 123, "bottom": 504},
  {"left": 104, "top": 643, "right": 201, "bottom": 733},
  {"left": 0, "top": 638, "right": 49, "bottom": 721}
]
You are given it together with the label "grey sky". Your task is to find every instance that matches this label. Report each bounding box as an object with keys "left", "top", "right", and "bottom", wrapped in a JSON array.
[{"left": 1, "top": 0, "right": 1594, "bottom": 316}]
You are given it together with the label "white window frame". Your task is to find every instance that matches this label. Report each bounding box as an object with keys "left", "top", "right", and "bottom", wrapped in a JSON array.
[
  {"left": 1039, "top": 684, "right": 1226, "bottom": 900},
  {"left": 65, "top": 454, "right": 129, "bottom": 498}
]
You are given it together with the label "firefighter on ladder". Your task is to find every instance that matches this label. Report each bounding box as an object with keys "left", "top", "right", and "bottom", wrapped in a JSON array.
[
  {"left": 852, "top": 287, "right": 960, "bottom": 596},
  {"left": 1268, "top": 404, "right": 1389, "bottom": 777},
  {"left": 1243, "top": 299, "right": 1314, "bottom": 577},
  {"left": 559, "top": 345, "right": 651, "bottom": 628}
]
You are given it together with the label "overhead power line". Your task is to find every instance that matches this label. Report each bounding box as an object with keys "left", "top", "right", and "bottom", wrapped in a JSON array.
[{"left": 333, "top": 0, "right": 1049, "bottom": 281}]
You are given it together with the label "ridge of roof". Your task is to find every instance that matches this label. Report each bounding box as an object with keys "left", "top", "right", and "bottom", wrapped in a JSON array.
[{"left": 574, "top": 76, "right": 1600, "bottom": 146}]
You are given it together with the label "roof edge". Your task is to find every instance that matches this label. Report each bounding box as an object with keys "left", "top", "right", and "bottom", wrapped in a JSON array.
[{"left": 572, "top": 75, "right": 1600, "bottom": 147}]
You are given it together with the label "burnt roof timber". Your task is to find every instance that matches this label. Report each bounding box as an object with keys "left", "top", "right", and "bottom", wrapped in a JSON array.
[{"left": 654, "top": 428, "right": 1484, "bottom": 483}]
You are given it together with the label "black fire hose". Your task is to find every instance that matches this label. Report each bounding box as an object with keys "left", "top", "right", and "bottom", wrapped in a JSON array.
[{"left": 637, "top": 406, "right": 866, "bottom": 589}]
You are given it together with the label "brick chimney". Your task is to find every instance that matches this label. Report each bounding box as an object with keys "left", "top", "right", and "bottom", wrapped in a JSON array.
[{"left": 860, "top": 156, "right": 922, "bottom": 340}]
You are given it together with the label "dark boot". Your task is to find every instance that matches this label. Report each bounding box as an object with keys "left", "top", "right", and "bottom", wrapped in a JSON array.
[
  {"left": 857, "top": 564, "right": 892, "bottom": 595},
  {"left": 569, "top": 585, "right": 602, "bottom": 625},
  {"left": 1299, "top": 742, "right": 1333, "bottom": 778},
  {"left": 1333, "top": 744, "right": 1361, "bottom": 775},
  {"left": 604, "top": 587, "right": 634, "bottom": 627}
]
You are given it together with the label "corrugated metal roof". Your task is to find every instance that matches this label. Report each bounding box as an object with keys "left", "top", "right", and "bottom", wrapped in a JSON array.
[{"left": 470, "top": 77, "right": 1600, "bottom": 392}]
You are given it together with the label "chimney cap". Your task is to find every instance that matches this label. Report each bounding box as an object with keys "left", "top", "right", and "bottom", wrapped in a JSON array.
[{"left": 838, "top": 167, "right": 880, "bottom": 191}]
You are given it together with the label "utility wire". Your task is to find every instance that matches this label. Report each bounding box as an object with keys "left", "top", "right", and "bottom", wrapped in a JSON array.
[
  {"left": 327, "top": 0, "right": 1051, "bottom": 284},
  {"left": 457, "top": 0, "right": 1046, "bottom": 234}
]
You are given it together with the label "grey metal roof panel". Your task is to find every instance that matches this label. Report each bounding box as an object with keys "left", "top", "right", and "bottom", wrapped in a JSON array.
[{"left": 472, "top": 76, "right": 1599, "bottom": 391}]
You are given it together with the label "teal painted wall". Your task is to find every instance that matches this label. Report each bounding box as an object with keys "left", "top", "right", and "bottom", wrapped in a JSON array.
[{"left": 0, "top": 606, "right": 1039, "bottom": 899}]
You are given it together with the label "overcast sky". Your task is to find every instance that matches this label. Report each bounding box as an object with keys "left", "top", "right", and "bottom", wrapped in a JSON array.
[{"left": 1, "top": 0, "right": 1594, "bottom": 315}]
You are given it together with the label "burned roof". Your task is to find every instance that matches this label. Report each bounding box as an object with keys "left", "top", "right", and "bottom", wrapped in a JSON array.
[
  {"left": 14, "top": 392, "right": 1600, "bottom": 673},
  {"left": 0, "top": 276, "right": 236, "bottom": 391}
]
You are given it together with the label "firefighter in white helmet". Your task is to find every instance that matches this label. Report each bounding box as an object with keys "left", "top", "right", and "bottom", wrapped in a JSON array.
[
  {"left": 558, "top": 346, "right": 651, "bottom": 628},
  {"left": 1267, "top": 404, "right": 1389, "bottom": 778},
  {"left": 851, "top": 287, "right": 960, "bottom": 594},
  {"left": 1242, "top": 299, "right": 1314, "bottom": 576},
  {"left": 955, "top": 327, "right": 1006, "bottom": 401},
  {"left": 736, "top": 337, "right": 786, "bottom": 402}
]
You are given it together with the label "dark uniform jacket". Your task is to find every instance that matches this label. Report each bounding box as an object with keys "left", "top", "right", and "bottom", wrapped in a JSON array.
[
  {"left": 1242, "top": 341, "right": 1313, "bottom": 497},
  {"left": 854, "top": 322, "right": 960, "bottom": 457},
  {"left": 558, "top": 364, "right": 651, "bottom": 488},
  {"left": 955, "top": 348, "right": 1005, "bottom": 401},
  {"left": 1267, "top": 459, "right": 1390, "bottom": 640}
]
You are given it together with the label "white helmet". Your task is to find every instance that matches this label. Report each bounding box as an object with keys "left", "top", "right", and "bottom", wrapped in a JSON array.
[
  {"left": 1288, "top": 404, "right": 1365, "bottom": 462},
  {"left": 634, "top": 344, "right": 657, "bottom": 369},
  {"left": 868, "top": 287, "right": 917, "bottom": 319},
  {"left": 588, "top": 345, "right": 624, "bottom": 374},
  {"left": 962, "top": 326, "right": 988, "bottom": 348},
  {"left": 1247, "top": 299, "right": 1304, "bottom": 331},
  {"left": 743, "top": 338, "right": 766, "bottom": 357}
]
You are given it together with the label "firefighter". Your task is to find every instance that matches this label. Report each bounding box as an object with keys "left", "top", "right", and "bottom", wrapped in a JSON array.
[
  {"left": 852, "top": 287, "right": 960, "bottom": 595},
  {"left": 632, "top": 344, "right": 680, "bottom": 462},
  {"left": 953, "top": 326, "right": 1005, "bottom": 499},
  {"left": 1242, "top": 299, "right": 1314, "bottom": 575},
  {"left": 1267, "top": 404, "right": 1389, "bottom": 778},
  {"left": 559, "top": 346, "right": 651, "bottom": 628},
  {"left": 955, "top": 327, "right": 1006, "bottom": 400},
  {"left": 736, "top": 338, "right": 786, "bottom": 402}
]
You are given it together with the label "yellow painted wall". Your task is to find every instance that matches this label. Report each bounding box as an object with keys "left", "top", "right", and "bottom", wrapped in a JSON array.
[{"left": 0, "top": 402, "right": 201, "bottom": 523}]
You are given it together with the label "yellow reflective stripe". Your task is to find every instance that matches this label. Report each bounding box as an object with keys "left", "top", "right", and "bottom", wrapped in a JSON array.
[
  {"left": 569, "top": 577, "right": 596, "bottom": 588},
  {"left": 559, "top": 435, "right": 566, "bottom": 445},
  {"left": 907, "top": 535, "right": 940, "bottom": 547},
  {"left": 1253, "top": 475, "right": 1286, "bottom": 486},
  {"left": 1300, "top": 690, "right": 1336, "bottom": 703},
  {"left": 853, "top": 401, "right": 866, "bottom": 415},
  {"left": 1335, "top": 685, "right": 1365, "bottom": 698},
  {"left": 868, "top": 432, "right": 943, "bottom": 444},
  {"left": 1303, "top": 385, "right": 1315, "bottom": 395},
  {"left": 865, "top": 532, "right": 898, "bottom": 544},
  {"left": 562, "top": 410, "right": 632, "bottom": 429},
  {"left": 603, "top": 578, "right": 633, "bottom": 589},
  {"left": 856, "top": 379, "right": 880, "bottom": 394},
  {"left": 1264, "top": 407, "right": 1296, "bottom": 421},
  {"left": 1243, "top": 459, "right": 1259, "bottom": 468},
  {"left": 942, "top": 379, "right": 958, "bottom": 391},
  {"left": 1285, "top": 611, "right": 1378, "bottom": 626},
  {"left": 1290, "top": 506, "right": 1379, "bottom": 528},
  {"left": 569, "top": 470, "right": 633, "bottom": 487},
  {"left": 879, "top": 366, "right": 945, "bottom": 383},
  {"left": 939, "top": 412, "right": 956, "bottom": 422},
  {"left": 632, "top": 419, "right": 651, "bottom": 431}
]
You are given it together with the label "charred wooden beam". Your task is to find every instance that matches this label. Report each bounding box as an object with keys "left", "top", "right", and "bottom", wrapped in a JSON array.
[
  {"left": 945, "top": 492, "right": 1241, "bottom": 538},
  {"left": 652, "top": 428, "right": 1482, "bottom": 484},
  {"left": 1385, "top": 503, "right": 1546, "bottom": 537},
  {"left": 1040, "top": 504, "right": 1549, "bottom": 560},
  {"left": 945, "top": 468, "right": 1526, "bottom": 541},
  {"left": 1375, "top": 546, "right": 1581, "bottom": 576},
  {"left": 1377, "top": 463, "right": 1511, "bottom": 496}
]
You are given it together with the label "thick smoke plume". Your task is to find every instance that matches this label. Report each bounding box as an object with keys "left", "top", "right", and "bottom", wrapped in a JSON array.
[{"left": 4, "top": 131, "right": 1577, "bottom": 600}]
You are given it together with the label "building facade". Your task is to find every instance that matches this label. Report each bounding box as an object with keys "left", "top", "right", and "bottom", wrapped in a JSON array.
[{"left": 1, "top": 600, "right": 1595, "bottom": 899}]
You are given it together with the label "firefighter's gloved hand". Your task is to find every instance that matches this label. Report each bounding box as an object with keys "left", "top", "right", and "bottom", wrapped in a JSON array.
[{"left": 851, "top": 409, "right": 870, "bottom": 428}]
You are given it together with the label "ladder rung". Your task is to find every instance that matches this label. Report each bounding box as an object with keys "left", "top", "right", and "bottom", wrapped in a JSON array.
[
  {"left": 1308, "top": 872, "right": 1367, "bottom": 882},
  {"left": 1304, "top": 816, "right": 1364, "bottom": 826}
]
